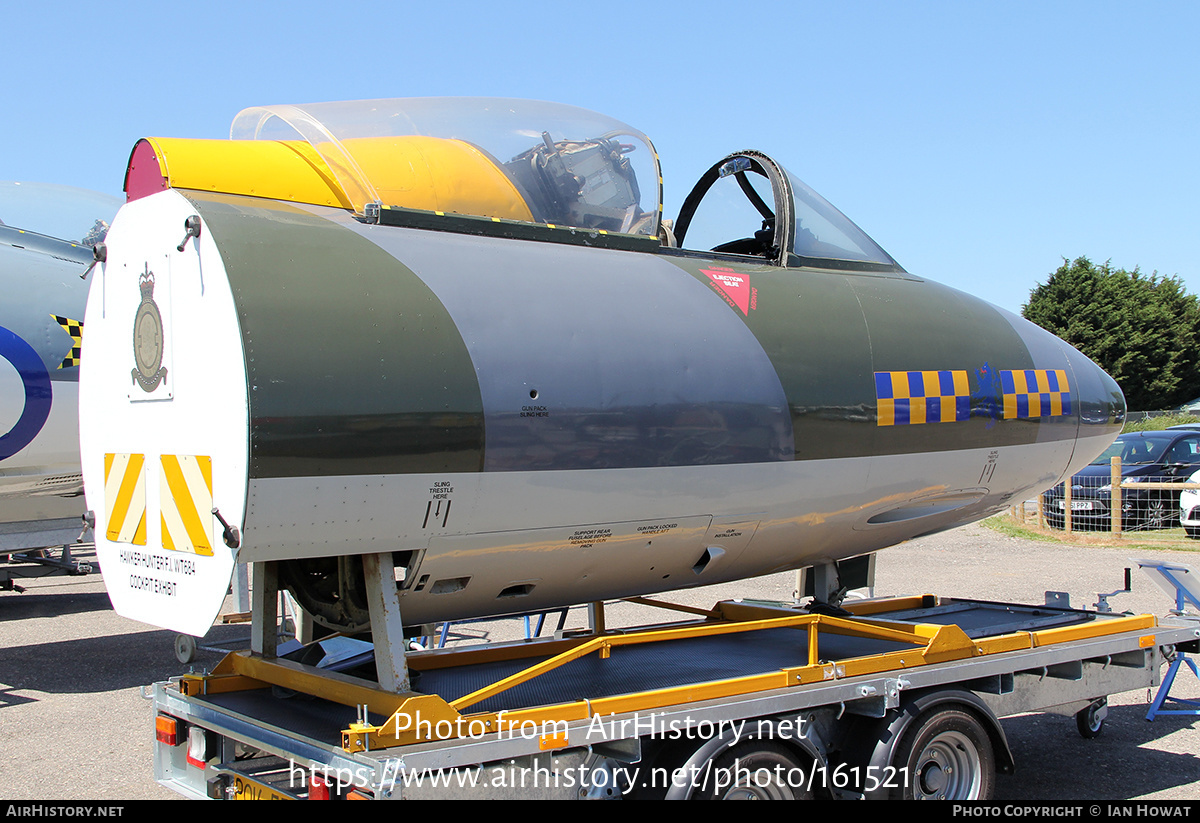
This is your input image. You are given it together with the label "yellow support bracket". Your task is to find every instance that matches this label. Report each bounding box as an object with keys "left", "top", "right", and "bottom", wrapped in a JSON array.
[
  {"left": 447, "top": 613, "right": 833, "bottom": 713},
  {"left": 178, "top": 672, "right": 268, "bottom": 697},
  {"left": 212, "top": 651, "right": 420, "bottom": 718},
  {"left": 1030, "top": 613, "right": 1157, "bottom": 646},
  {"left": 343, "top": 693, "right": 467, "bottom": 752}
]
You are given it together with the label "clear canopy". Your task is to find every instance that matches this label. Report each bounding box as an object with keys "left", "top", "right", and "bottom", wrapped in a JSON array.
[
  {"left": 230, "top": 97, "right": 661, "bottom": 236},
  {"left": 676, "top": 155, "right": 897, "bottom": 268},
  {"left": 785, "top": 169, "right": 896, "bottom": 266},
  {"left": 0, "top": 182, "right": 120, "bottom": 245}
]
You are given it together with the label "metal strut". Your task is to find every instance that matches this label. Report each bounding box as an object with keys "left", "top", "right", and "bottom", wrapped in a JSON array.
[{"left": 363, "top": 552, "right": 411, "bottom": 693}]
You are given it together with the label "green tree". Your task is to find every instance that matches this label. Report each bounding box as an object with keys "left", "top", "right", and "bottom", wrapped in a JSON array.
[{"left": 1022, "top": 257, "right": 1200, "bottom": 411}]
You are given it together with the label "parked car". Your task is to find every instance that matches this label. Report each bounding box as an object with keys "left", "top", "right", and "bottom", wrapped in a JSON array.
[
  {"left": 1043, "top": 430, "right": 1200, "bottom": 530},
  {"left": 1180, "top": 470, "right": 1200, "bottom": 539}
]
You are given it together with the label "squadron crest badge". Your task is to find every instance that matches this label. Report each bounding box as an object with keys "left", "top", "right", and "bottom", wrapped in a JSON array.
[{"left": 132, "top": 264, "right": 168, "bottom": 392}]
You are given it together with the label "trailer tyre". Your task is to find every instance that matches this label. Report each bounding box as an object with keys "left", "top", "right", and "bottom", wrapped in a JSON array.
[
  {"left": 692, "top": 742, "right": 813, "bottom": 800},
  {"left": 890, "top": 707, "right": 994, "bottom": 800},
  {"left": 1075, "top": 699, "right": 1106, "bottom": 739}
]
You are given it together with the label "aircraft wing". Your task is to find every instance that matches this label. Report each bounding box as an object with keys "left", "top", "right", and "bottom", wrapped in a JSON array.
[{"left": 0, "top": 182, "right": 119, "bottom": 555}]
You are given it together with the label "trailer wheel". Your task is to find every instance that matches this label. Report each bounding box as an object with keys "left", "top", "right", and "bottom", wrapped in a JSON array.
[
  {"left": 890, "top": 707, "right": 994, "bottom": 800},
  {"left": 1075, "top": 699, "right": 1106, "bottom": 739},
  {"left": 692, "top": 741, "right": 813, "bottom": 800},
  {"left": 174, "top": 634, "right": 197, "bottom": 665}
]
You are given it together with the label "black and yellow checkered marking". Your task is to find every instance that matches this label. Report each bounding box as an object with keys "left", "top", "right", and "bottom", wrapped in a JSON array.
[
  {"left": 1001, "top": 369, "right": 1071, "bottom": 419},
  {"left": 52, "top": 315, "right": 83, "bottom": 369},
  {"left": 876, "top": 370, "right": 970, "bottom": 426}
]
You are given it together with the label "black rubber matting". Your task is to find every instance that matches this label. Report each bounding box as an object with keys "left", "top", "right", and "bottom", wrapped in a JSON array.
[
  {"left": 413, "top": 626, "right": 902, "bottom": 714},
  {"left": 199, "top": 600, "right": 1096, "bottom": 743}
]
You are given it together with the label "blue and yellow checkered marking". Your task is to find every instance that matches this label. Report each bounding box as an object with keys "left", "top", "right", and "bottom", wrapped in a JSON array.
[
  {"left": 876, "top": 370, "right": 970, "bottom": 426},
  {"left": 1001, "top": 369, "right": 1071, "bottom": 419}
]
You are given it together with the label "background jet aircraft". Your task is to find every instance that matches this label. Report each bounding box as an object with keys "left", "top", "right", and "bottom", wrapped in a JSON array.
[{"left": 0, "top": 182, "right": 120, "bottom": 586}]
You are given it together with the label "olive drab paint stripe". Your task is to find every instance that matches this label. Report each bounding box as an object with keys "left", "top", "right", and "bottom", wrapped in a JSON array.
[
  {"left": 875, "top": 370, "right": 970, "bottom": 426},
  {"left": 104, "top": 452, "right": 147, "bottom": 545},
  {"left": 664, "top": 256, "right": 1080, "bottom": 459},
  {"left": 1001, "top": 369, "right": 1071, "bottom": 419},
  {"left": 185, "top": 189, "right": 1087, "bottom": 477},
  {"left": 160, "top": 454, "right": 214, "bottom": 556},
  {"left": 183, "top": 192, "right": 485, "bottom": 480}
]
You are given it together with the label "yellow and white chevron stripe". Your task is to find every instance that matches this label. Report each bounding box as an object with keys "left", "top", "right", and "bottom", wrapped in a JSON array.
[
  {"left": 160, "top": 454, "right": 214, "bottom": 556},
  {"left": 104, "top": 453, "right": 147, "bottom": 545}
]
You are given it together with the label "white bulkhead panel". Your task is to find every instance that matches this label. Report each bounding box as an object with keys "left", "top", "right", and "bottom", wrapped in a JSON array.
[{"left": 80, "top": 190, "right": 249, "bottom": 637}]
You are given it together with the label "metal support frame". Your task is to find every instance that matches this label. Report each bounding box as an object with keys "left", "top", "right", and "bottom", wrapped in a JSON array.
[
  {"left": 0, "top": 543, "right": 92, "bottom": 590},
  {"left": 363, "top": 552, "right": 411, "bottom": 693},
  {"left": 232, "top": 563, "right": 251, "bottom": 614},
  {"left": 1134, "top": 559, "right": 1200, "bottom": 721},
  {"left": 429, "top": 607, "right": 571, "bottom": 649},
  {"left": 810, "top": 562, "right": 842, "bottom": 604},
  {"left": 587, "top": 600, "right": 606, "bottom": 634},
  {"left": 1146, "top": 652, "right": 1200, "bottom": 720},
  {"left": 251, "top": 561, "right": 279, "bottom": 657}
]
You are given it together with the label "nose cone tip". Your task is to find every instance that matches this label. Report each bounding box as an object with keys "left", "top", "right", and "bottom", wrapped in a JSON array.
[
  {"left": 1101, "top": 367, "right": 1126, "bottom": 424},
  {"left": 999, "top": 305, "right": 1124, "bottom": 430},
  {"left": 1070, "top": 347, "right": 1125, "bottom": 429}
]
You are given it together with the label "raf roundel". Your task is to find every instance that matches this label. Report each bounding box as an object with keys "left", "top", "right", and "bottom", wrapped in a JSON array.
[{"left": 0, "top": 325, "right": 52, "bottom": 461}]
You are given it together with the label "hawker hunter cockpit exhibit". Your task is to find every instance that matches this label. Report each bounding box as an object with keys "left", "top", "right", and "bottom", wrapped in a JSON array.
[{"left": 83, "top": 98, "right": 1122, "bottom": 638}]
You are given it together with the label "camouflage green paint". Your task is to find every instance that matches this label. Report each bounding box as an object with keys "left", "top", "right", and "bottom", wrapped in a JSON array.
[
  {"left": 667, "top": 256, "right": 1073, "bottom": 460},
  {"left": 189, "top": 189, "right": 1092, "bottom": 476},
  {"left": 673, "top": 258, "right": 876, "bottom": 461},
  {"left": 850, "top": 274, "right": 1058, "bottom": 452},
  {"left": 185, "top": 192, "right": 484, "bottom": 478}
]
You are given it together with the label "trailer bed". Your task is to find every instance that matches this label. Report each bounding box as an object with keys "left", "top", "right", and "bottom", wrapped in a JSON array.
[{"left": 151, "top": 594, "right": 1199, "bottom": 799}]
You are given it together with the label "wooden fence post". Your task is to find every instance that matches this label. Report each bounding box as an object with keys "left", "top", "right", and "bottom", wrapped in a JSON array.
[
  {"left": 1065, "top": 478, "right": 1073, "bottom": 533},
  {"left": 1111, "top": 456, "right": 1122, "bottom": 537}
]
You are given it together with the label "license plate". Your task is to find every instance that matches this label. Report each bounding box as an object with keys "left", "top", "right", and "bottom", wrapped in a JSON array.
[
  {"left": 1056, "top": 500, "right": 1094, "bottom": 511},
  {"left": 232, "top": 774, "right": 294, "bottom": 801}
]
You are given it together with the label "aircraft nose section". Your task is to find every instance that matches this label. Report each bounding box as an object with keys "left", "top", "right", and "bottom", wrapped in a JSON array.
[
  {"left": 1066, "top": 346, "right": 1125, "bottom": 431},
  {"left": 1062, "top": 344, "right": 1125, "bottom": 478},
  {"left": 1003, "top": 308, "right": 1124, "bottom": 433},
  {"left": 1000, "top": 308, "right": 1123, "bottom": 475}
]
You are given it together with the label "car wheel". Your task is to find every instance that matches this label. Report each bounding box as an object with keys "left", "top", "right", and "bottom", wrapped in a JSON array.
[{"left": 1139, "top": 496, "right": 1175, "bottom": 530}]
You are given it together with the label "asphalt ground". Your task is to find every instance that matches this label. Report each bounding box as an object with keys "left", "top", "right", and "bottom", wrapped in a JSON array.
[{"left": 1, "top": 521, "right": 1197, "bottom": 801}]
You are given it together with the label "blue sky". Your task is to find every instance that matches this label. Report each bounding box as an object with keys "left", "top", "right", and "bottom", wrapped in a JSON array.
[{"left": 2, "top": 1, "right": 1195, "bottom": 313}]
